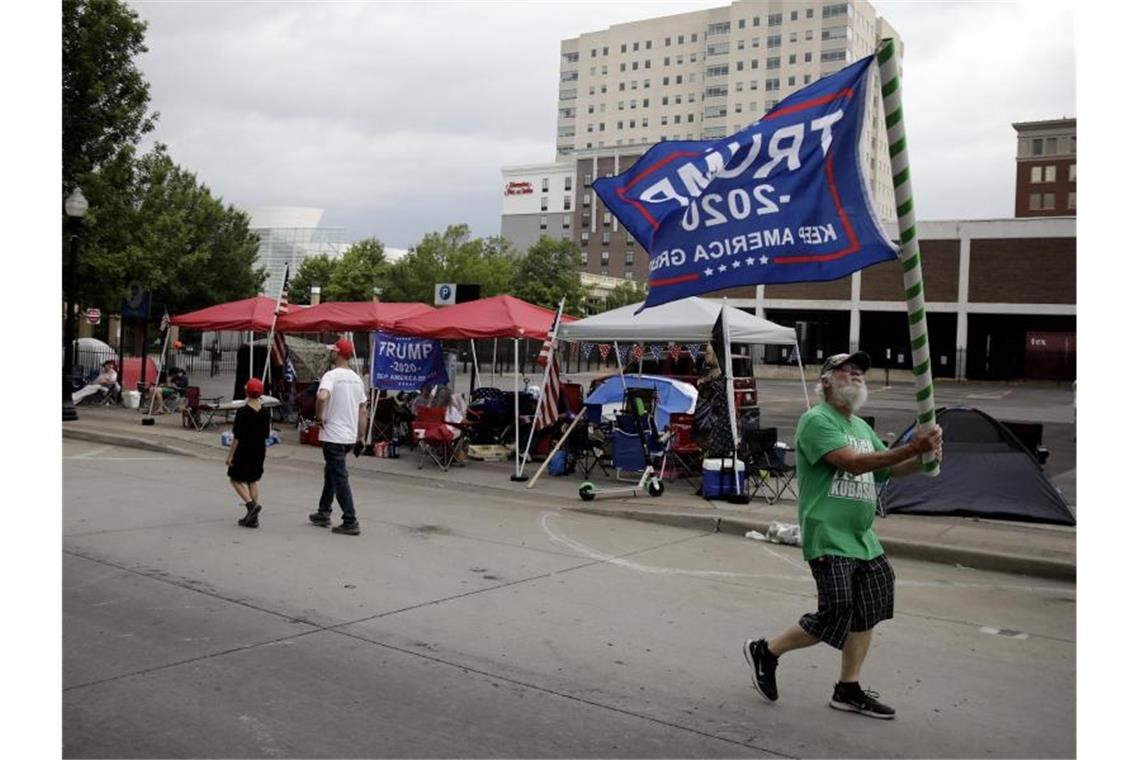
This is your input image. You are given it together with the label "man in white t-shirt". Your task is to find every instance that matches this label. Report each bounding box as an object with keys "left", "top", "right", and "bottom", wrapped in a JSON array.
[
  {"left": 72, "top": 360, "right": 120, "bottom": 404},
  {"left": 309, "top": 338, "right": 368, "bottom": 535}
]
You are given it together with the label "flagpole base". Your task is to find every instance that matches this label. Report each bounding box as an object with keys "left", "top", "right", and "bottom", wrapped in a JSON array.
[
  {"left": 509, "top": 474, "right": 528, "bottom": 482},
  {"left": 725, "top": 493, "right": 752, "bottom": 505}
]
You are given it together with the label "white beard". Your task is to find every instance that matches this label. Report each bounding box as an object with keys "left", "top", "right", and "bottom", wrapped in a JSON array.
[{"left": 831, "top": 378, "right": 868, "bottom": 412}]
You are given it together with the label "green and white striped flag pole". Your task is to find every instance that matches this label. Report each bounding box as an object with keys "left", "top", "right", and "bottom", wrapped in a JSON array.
[{"left": 877, "top": 38, "right": 939, "bottom": 476}]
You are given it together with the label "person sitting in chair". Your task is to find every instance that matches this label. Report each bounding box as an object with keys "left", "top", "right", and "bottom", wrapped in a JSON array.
[
  {"left": 430, "top": 386, "right": 469, "bottom": 463},
  {"left": 72, "top": 360, "right": 120, "bottom": 405},
  {"left": 146, "top": 366, "right": 189, "bottom": 414}
]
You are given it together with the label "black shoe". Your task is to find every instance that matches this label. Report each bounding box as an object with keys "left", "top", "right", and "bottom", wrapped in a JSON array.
[
  {"left": 238, "top": 502, "right": 261, "bottom": 528},
  {"left": 331, "top": 522, "right": 360, "bottom": 536},
  {"left": 829, "top": 682, "right": 896, "bottom": 719},
  {"left": 743, "top": 638, "right": 779, "bottom": 701},
  {"left": 309, "top": 512, "right": 331, "bottom": 527}
]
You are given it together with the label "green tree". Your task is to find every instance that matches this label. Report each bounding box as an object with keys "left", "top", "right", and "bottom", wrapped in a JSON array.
[
  {"left": 78, "top": 145, "right": 265, "bottom": 315},
  {"left": 63, "top": 0, "right": 156, "bottom": 191},
  {"left": 289, "top": 253, "right": 337, "bottom": 305},
  {"left": 384, "top": 225, "right": 515, "bottom": 304},
  {"left": 512, "top": 236, "right": 587, "bottom": 314},
  {"left": 326, "top": 237, "right": 388, "bottom": 301},
  {"left": 604, "top": 280, "right": 647, "bottom": 311}
]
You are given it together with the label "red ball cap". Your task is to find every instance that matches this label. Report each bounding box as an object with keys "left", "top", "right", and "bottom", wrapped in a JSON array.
[{"left": 244, "top": 378, "right": 264, "bottom": 398}]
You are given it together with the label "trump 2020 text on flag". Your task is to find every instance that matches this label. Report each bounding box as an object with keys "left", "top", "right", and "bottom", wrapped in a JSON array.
[{"left": 593, "top": 54, "right": 898, "bottom": 311}]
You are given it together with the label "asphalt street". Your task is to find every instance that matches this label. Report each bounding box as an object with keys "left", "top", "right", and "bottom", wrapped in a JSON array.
[{"left": 63, "top": 439, "right": 1075, "bottom": 758}]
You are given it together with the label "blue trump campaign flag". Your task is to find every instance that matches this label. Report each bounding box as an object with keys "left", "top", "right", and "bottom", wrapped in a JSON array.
[
  {"left": 371, "top": 330, "right": 449, "bottom": 392},
  {"left": 593, "top": 55, "right": 898, "bottom": 311}
]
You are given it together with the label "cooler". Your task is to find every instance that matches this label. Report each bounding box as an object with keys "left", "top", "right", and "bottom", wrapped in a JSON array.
[{"left": 702, "top": 458, "right": 747, "bottom": 499}]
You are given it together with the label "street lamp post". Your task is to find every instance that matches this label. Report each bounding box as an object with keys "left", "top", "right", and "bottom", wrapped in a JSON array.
[{"left": 63, "top": 187, "right": 88, "bottom": 422}]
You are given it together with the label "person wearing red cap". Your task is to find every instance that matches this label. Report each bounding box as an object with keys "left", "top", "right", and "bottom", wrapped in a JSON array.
[
  {"left": 309, "top": 338, "right": 367, "bottom": 535},
  {"left": 226, "top": 377, "right": 271, "bottom": 528}
]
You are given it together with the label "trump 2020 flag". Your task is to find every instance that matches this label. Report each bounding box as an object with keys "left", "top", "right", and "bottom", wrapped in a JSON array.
[{"left": 593, "top": 54, "right": 897, "bottom": 311}]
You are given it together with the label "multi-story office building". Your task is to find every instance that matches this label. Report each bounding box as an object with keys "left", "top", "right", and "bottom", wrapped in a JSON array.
[
  {"left": 246, "top": 207, "right": 347, "bottom": 296},
  {"left": 1012, "top": 118, "right": 1076, "bottom": 217},
  {"left": 556, "top": 0, "right": 900, "bottom": 223}
]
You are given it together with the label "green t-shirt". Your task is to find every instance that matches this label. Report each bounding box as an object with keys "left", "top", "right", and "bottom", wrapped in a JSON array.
[{"left": 794, "top": 402, "right": 890, "bottom": 562}]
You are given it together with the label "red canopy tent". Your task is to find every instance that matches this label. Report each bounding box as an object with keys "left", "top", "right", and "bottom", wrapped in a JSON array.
[
  {"left": 169, "top": 296, "right": 278, "bottom": 332},
  {"left": 390, "top": 294, "right": 574, "bottom": 340},
  {"left": 391, "top": 295, "right": 577, "bottom": 479},
  {"left": 277, "top": 301, "right": 435, "bottom": 333}
]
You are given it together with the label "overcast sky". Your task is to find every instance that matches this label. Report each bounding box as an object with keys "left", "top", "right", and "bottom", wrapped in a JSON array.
[{"left": 127, "top": 0, "right": 1075, "bottom": 251}]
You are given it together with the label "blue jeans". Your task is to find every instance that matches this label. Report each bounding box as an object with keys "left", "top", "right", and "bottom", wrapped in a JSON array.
[{"left": 318, "top": 443, "right": 356, "bottom": 524}]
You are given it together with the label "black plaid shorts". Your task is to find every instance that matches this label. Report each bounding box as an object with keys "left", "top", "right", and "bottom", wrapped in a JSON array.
[{"left": 798, "top": 553, "right": 895, "bottom": 650}]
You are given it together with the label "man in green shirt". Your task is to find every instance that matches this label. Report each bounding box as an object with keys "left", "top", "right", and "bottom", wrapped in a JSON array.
[{"left": 743, "top": 351, "right": 942, "bottom": 719}]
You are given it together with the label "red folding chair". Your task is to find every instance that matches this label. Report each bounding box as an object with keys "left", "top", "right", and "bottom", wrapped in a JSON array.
[
  {"left": 412, "top": 406, "right": 464, "bottom": 471},
  {"left": 662, "top": 412, "right": 703, "bottom": 487}
]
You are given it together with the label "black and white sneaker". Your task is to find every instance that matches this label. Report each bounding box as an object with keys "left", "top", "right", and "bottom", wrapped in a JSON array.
[
  {"left": 743, "top": 638, "right": 779, "bottom": 701},
  {"left": 829, "top": 682, "right": 896, "bottom": 719},
  {"left": 309, "top": 512, "right": 331, "bottom": 527}
]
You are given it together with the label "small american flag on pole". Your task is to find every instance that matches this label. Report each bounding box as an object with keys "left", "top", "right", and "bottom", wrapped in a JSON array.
[
  {"left": 535, "top": 315, "right": 562, "bottom": 430},
  {"left": 271, "top": 265, "right": 290, "bottom": 366},
  {"left": 159, "top": 308, "right": 170, "bottom": 333}
]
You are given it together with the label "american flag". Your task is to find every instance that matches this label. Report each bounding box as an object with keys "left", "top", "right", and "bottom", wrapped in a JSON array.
[
  {"left": 535, "top": 315, "right": 561, "bottom": 430},
  {"left": 271, "top": 265, "right": 290, "bottom": 366},
  {"left": 159, "top": 308, "right": 170, "bottom": 333}
]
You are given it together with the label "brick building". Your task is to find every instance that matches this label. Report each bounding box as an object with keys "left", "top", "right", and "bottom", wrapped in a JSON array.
[{"left": 1013, "top": 118, "right": 1076, "bottom": 217}]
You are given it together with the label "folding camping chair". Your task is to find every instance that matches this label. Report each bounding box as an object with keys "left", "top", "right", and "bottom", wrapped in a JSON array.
[
  {"left": 743, "top": 426, "right": 797, "bottom": 504},
  {"left": 661, "top": 412, "right": 703, "bottom": 488},
  {"left": 370, "top": 396, "right": 398, "bottom": 444},
  {"left": 412, "top": 406, "right": 465, "bottom": 471},
  {"left": 180, "top": 386, "right": 222, "bottom": 431}
]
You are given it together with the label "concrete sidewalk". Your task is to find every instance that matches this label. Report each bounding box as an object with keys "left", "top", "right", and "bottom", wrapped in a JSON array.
[{"left": 62, "top": 406, "right": 1076, "bottom": 581}]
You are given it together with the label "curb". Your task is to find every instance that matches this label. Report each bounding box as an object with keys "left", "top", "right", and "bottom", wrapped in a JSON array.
[
  {"left": 64, "top": 430, "right": 1075, "bottom": 582},
  {"left": 63, "top": 428, "right": 200, "bottom": 459},
  {"left": 568, "top": 507, "right": 1076, "bottom": 582}
]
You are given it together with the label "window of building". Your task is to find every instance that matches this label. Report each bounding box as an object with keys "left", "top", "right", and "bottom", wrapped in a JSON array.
[
  {"left": 736, "top": 81, "right": 744, "bottom": 92},
  {"left": 789, "top": 54, "right": 796, "bottom": 64},
  {"left": 1068, "top": 192, "right": 1076, "bottom": 209},
  {"left": 603, "top": 46, "right": 608, "bottom": 55},
  {"left": 803, "top": 74, "right": 811, "bottom": 84},
  {"left": 591, "top": 49, "right": 596, "bottom": 58},
  {"left": 601, "top": 65, "right": 607, "bottom": 75},
  {"left": 1043, "top": 193, "right": 1055, "bottom": 210},
  {"left": 737, "top": 61, "right": 744, "bottom": 71},
  {"left": 820, "top": 50, "right": 846, "bottom": 63},
  {"left": 1031, "top": 166, "right": 1042, "bottom": 183},
  {"left": 769, "top": 12, "right": 782, "bottom": 25},
  {"left": 643, "top": 98, "right": 649, "bottom": 107},
  {"left": 805, "top": 29, "right": 814, "bottom": 40},
  {"left": 690, "top": 52, "right": 698, "bottom": 63},
  {"left": 738, "top": 18, "right": 745, "bottom": 29},
  {"left": 601, "top": 251, "right": 610, "bottom": 266},
  {"left": 620, "top": 62, "right": 626, "bottom": 72},
  {"left": 750, "top": 80, "right": 758, "bottom": 90},
  {"left": 1032, "top": 138, "right": 1043, "bottom": 156},
  {"left": 1044, "top": 165, "right": 1056, "bottom": 182},
  {"left": 807, "top": 8, "right": 814, "bottom": 18},
  {"left": 767, "top": 34, "right": 782, "bottom": 47},
  {"left": 540, "top": 197, "right": 548, "bottom": 211},
  {"left": 766, "top": 78, "right": 780, "bottom": 91},
  {"left": 562, "top": 214, "right": 571, "bottom": 228},
  {"left": 581, "top": 212, "right": 590, "bottom": 228},
  {"left": 1046, "top": 137, "right": 1058, "bottom": 155},
  {"left": 1069, "top": 164, "right": 1076, "bottom": 182},
  {"left": 789, "top": 31, "right": 797, "bottom": 43},
  {"left": 563, "top": 196, "right": 571, "bottom": 210},
  {"left": 602, "top": 231, "right": 611, "bottom": 244},
  {"left": 664, "top": 56, "right": 670, "bottom": 66},
  {"left": 541, "top": 178, "right": 549, "bottom": 192},
  {"left": 791, "top": 10, "right": 798, "bottom": 20},
  {"left": 1028, "top": 194, "right": 1042, "bottom": 211},
  {"left": 822, "top": 3, "right": 847, "bottom": 18},
  {"left": 665, "top": 36, "right": 671, "bottom": 47},
  {"left": 539, "top": 215, "right": 547, "bottom": 230},
  {"left": 738, "top": 39, "right": 745, "bottom": 50},
  {"left": 753, "top": 16, "right": 760, "bottom": 26},
  {"left": 621, "top": 43, "right": 627, "bottom": 53},
  {"left": 580, "top": 251, "right": 588, "bottom": 266},
  {"left": 642, "top": 117, "right": 648, "bottom": 127},
  {"left": 561, "top": 231, "right": 570, "bottom": 240},
  {"left": 805, "top": 51, "right": 813, "bottom": 62},
  {"left": 752, "top": 37, "right": 760, "bottom": 48},
  {"left": 603, "top": 211, "right": 611, "bottom": 224},
  {"left": 625, "top": 251, "right": 635, "bottom": 266},
  {"left": 633, "top": 41, "right": 639, "bottom": 51},
  {"left": 787, "top": 76, "right": 795, "bottom": 86},
  {"left": 735, "top": 103, "right": 743, "bottom": 113},
  {"left": 580, "top": 231, "right": 589, "bottom": 246}
]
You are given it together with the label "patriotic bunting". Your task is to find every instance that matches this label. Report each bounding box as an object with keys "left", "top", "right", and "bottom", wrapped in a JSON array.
[
  {"left": 668, "top": 343, "right": 684, "bottom": 361},
  {"left": 580, "top": 342, "right": 595, "bottom": 359},
  {"left": 686, "top": 343, "right": 703, "bottom": 361},
  {"left": 649, "top": 344, "right": 664, "bottom": 361},
  {"left": 598, "top": 343, "right": 612, "bottom": 360}
]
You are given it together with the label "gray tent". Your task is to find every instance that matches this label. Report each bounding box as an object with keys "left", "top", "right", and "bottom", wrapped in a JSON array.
[{"left": 881, "top": 406, "right": 1075, "bottom": 526}]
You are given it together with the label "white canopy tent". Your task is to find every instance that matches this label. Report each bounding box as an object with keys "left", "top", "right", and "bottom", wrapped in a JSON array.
[{"left": 558, "top": 297, "right": 810, "bottom": 407}]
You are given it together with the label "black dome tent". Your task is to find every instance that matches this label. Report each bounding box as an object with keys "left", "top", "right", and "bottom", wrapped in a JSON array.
[{"left": 881, "top": 406, "right": 1075, "bottom": 526}]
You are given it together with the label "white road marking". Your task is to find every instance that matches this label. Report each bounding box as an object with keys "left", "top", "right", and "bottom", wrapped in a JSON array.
[
  {"left": 71, "top": 445, "right": 112, "bottom": 459},
  {"left": 540, "top": 512, "right": 1076, "bottom": 598},
  {"left": 980, "top": 626, "right": 1030, "bottom": 640}
]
